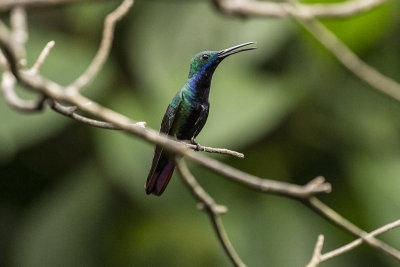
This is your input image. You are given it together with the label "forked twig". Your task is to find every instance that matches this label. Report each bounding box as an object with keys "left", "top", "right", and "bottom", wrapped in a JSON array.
[
  {"left": 307, "top": 219, "right": 400, "bottom": 266},
  {"left": 304, "top": 197, "right": 400, "bottom": 260}
]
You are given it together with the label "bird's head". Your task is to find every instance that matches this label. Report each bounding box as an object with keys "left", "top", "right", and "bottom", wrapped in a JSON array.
[{"left": 188, "top": 42, "right": 256, "bottom": 79}]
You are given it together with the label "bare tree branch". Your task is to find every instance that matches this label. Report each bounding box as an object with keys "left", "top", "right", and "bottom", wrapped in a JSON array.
[
  {"left": 0, "top": 7, "right": 379, "bottom": 264},
  {"left": 49, "top": 99, "right": 141, "bottom": 130},
  {"left": 208, "top": 1, "right": 400, "bottom": 259},
  {"left": 67, "top": 0, "right": 133, "bottom": 93},
  {"left": 0, "top": 0, "right": 398, "bottom": 265},
  {"left": 214, "top": 0, "right": 400, "bottom": 103},
  {"left": 297, "top": 18, "right": 400, "bottom": 103},
  {"left": 321, "top": 219, "right": 400, "bottom": 262},
  {"left": 10, "top": 6, "right": 28, "bottom": 67},
  {"left": 307, "top": 219, "right": 400, "bottom": 266},
  {"left": 174, "top": 157, "right": 245, "bottom": 267},
  {"left": 0, "top": 22, "right": 330, "bottom": 199},
  {"left": 185, "top": 151, "right": 331, "bottom": 198},
  {"left": 213, "top": 0, "right": 386, "bottom": 19},
  {"left": 304, "top": 197, "right": 400, "bottom": 261},
  {"left": 0, "top": 0, "right": 106, "bottom": 11}
]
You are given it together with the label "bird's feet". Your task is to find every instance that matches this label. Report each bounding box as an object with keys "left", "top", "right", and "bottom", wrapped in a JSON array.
[{"left": 191, "top": 137, "right": 201, "bottom": 151}]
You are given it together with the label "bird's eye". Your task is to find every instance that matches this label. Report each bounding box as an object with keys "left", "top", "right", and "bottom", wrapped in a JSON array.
[{"left": 201, "top": 54, "right": 210, "bottom": 60}]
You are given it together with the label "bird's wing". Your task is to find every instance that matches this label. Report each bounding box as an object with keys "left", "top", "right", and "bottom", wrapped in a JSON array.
[
  {"left": 192, "top": 103, "right": 209, "bottom": 139},
  {"left": 146, "top": 92, "right": 182, "bottom": 195},
  {"left": 150, "top": 92, "right": 182, "bottom": 170},
  {"left": 160, "top": 92, "right": 182, "bottom": 134}
]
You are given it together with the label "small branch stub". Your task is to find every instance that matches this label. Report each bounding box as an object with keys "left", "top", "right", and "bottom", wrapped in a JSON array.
[
  {"left": 306, "top": 235, "right": 324, "bottom": 267},
  {"left": 28, "top": 40, "right": 55, "bottom": 75}
]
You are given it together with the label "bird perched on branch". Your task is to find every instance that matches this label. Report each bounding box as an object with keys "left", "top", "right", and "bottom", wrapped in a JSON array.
[{"left": 146, "top": 42, "right": 256, "bottom": 196}]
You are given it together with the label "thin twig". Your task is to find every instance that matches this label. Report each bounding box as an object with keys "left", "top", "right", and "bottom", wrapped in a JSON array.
[
  {"left": 67, "top": 0, "right": 133, "bottom": 93},
  {"left": 0, "top": 0, "right": 104, "bottom": 11},
  {"left": 297, "top": 18, "right": 400, "bottom": 103},
  {"left": 187, "top": 143, "right": 244, "bottom": 158},
  {"left": 304, "top": 197, "right": 400, "bottom": 260},
  {"left": 321, "top": 219, "right": 400, "bottom": 262},
  {"left": 306, "top": 235, "right": 324, "bottom": 267},
  {"left": 28, "top": 40, "right": 55, "bottom": 75},
  {"left": 174, "top": 157, "right": 245, "bottom": 267},
  {"left": 49, "top": 100, "right": 145, "bottom": 129},
  {"left": 213, "top": 0, "right": 386, "bottom": 19}
]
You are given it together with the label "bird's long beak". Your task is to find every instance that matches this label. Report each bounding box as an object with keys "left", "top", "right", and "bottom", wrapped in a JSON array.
[{"left": 217, "top": 42, "right": 256, "bottom": 59}]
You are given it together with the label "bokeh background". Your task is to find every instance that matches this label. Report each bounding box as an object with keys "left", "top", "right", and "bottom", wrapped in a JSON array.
[{"left": 1, "top": 0, "right": 400, "bottom": 266}]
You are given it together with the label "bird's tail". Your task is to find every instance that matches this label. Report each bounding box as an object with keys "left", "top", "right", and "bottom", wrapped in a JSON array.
[{"left": 146, "top": 152, "right": 175, "bottom": 196}]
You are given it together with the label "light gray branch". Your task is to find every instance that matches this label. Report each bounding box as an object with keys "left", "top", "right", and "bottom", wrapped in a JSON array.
[
  {"left": 174, "top": 157, "right": 245, "bottom": 267},
  {"left": 1, "top": 70, "right": 45, "bottom": 111},
  {"left": 213, "top": 0, "right": 386, "bottom": 19},
  {"left": 304, "top": 197, "right": 400, "bottom": 261},
  {"left": 297, "top": 18, "right": 400, "bottom": 103},
  {"left": 1, "top": 0, "right": 398, "bottom": 265},
  {"left": 67, "top": 0, "right": 133, "bottom": 93},
  {"left": 307, "top": 219, "right": 400, "bottom": 266},
  {"left": 0, "top": 49, "right": 44, "bottom": 111},
  {"left": 49, "top": 100, "right": 137, "bottom": 130},
  {"left": 10, "top": 6, "right": 28, "bottom": 67},
  {"left": 321, "top": 219, "right": 400, "bottom": 262},
  {"left": 0, "top": 0, "right": 105, "bottom": 11},
  {"left": 28, "top": 40, "right": 55, "bottom": 75},
  {"left": 306, "top": 235, "right": 324, "bottom": 267},
  {"left": 187, "top": 143, "right": 244, "bottom": 158}
]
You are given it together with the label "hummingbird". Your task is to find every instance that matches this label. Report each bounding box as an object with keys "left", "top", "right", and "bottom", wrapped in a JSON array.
[{"left": 146, "top": 42, "right": 256, "bottom": 196}]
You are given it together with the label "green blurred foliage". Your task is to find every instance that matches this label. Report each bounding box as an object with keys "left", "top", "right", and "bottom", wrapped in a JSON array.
[{"left": 1, "top": 0, "right": 400, "bottom": 266}]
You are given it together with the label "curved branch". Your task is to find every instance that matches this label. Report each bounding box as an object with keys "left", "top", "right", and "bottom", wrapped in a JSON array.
[
  {"left": 0, "top": 50, "right": 45, "bottom": 111},
  {"left": 1, "top": 71, "right": 45, "bottom": 111},
  {"left": 174, "top": 157, "right": 245, "bottom": 267},
  {"left": 214, "top": 0, "right": 400, "bottom": 104},
  {"left": 0, "top": 0, "right": 105, "bottom": 11},
  {"left": 67, "top": 0, "right": 133, "bottom": 93},
  {"left": 297, "top": 18, "right": 400, "bottom": 103},
  {"left": 213, "top": 0, "right": 386, "bottom": 19}
]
